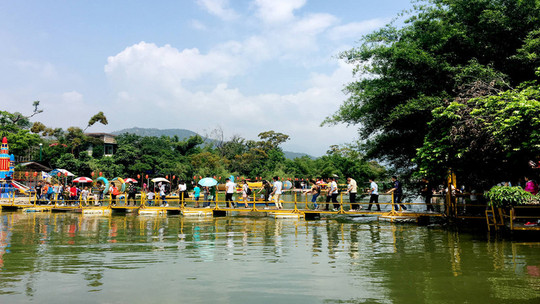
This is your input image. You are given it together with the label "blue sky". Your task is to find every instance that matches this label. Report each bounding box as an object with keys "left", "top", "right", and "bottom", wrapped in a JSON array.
[{"left": 0, "top": 0, "right": 413, "bottom": 156}]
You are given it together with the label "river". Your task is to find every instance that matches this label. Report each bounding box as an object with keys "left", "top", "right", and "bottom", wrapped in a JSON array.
[{"left": 0, "top": 212, "right": 538, "bottom": 303}]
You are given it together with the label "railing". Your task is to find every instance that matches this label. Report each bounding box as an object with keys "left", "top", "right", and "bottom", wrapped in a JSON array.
[
  {"left": 1, "top": 190, "right": 494, "bottom": 220},
  {"left": 0, "top": 190, "right": 448, "bottom": 215}
]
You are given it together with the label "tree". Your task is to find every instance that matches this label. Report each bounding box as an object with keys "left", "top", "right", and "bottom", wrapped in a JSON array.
[
  {"left": 327, "top": 0, "right": 540, "bottom": 177},
  {"left": 416, "top": 81, "right": 540, "bottom": 187},
  {"left": 85, "top": 111, "right": 108, "bottom": 131},
  {"left": 0, "top": 101, "right": 42, "bottom": 135}
]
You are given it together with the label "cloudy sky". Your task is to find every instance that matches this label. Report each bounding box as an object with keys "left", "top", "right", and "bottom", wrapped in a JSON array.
[{"left": 0, "top": 0, "right": 412, "bottom": 156}]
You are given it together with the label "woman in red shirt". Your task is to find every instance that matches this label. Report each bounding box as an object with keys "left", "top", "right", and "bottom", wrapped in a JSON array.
[{"left": 69, "top": 184, "right": 78, "bottom": 206}]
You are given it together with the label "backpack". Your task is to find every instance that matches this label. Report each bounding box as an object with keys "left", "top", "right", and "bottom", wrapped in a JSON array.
[{"left": 246, "top": 187, "right": 252, "bottom": 195}]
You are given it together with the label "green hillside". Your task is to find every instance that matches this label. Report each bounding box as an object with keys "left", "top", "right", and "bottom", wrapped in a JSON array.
[{"left": 111, "top": 127, "right": 313, "bottom": 159}]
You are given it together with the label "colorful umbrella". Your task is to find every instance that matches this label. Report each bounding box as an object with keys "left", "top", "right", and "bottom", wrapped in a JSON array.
[
  {"left": 124, "top": 178, "right": 138, "bottom": 183},
  {"left": 73, "top": 177, "right": 93, "bottom": 183},
  {"left": 283, "top": 180, "right": 293, "bottom": 190}
]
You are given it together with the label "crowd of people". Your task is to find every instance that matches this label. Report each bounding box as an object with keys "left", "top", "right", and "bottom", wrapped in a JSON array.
[
  {"left": 301, "top": 176, "right": 424, "bottom": 212},
  {"left": 30, "top": 174, "right": 536, "bottom": 212}
]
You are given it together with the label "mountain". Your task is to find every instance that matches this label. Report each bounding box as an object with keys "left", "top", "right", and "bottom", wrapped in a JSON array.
[
  {"left": 112, "top": 127, "right": 198, "bottom": 140},
  {"left": 283, "top": 151, "right": 313, "bottom": 160},
  {"left": 111, "top": 127, "right": 314, "bottom": 159}
]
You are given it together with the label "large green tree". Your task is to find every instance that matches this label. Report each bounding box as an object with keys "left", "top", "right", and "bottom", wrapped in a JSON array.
[
  {"left": 417, "top": 80, "right": 540, "bottom": 187},
  {"left": 326, "top": 0, "right": 540, "bottom": 178}
]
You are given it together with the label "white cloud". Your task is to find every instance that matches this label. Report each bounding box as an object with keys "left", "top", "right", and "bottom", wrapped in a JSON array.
[
  {"left": 253, "top": 0, "right": 306, "bottom": 24},
  {"left": 14, "top": 60, "right": 58, "bottom": 80},
  {"left": 61, "top": 91, "right": 84, "bottom": 104},
  {"left": 104, "top": 40, "right": 356, "bottom": 155},
  {"left": 105, "top": 42, "right": 244, "bottom": 92},
  {"left": 190, "top": 19, "right": 207, "bottom": 30},
  {"left": 2, "top": 1, "right": 388, "bottom": 156},
  {"left": 196, "top": 0, "right": 239, "bottom": 21},
  {"left": 328, "top": 18, "right": 390, "bottom": 41}
]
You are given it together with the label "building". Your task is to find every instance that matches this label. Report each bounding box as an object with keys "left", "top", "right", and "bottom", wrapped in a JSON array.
[{"left": 85, "top": 133, "right": 117, "bottom": 157}]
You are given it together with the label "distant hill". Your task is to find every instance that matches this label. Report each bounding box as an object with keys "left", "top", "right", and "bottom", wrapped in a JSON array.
[
  {"left": 111, "top": 127, "right": 314, "bottom": 159},
  {"left": 112, "top": 127, "right": 198, "bottom": 140},
  {"left": 284, "top": 151, "right": 313, "bottom": 160}
]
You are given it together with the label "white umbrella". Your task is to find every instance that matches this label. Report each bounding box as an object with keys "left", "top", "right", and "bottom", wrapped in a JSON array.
[
  {"left": 50, "top": 168, "right": 75, "bottom": 177},
  {"left": 151, "top": 177, "right": 170, "bottom": 183},
  {"left": 198, "top": 177, "right": 218, "bottom": 187}
]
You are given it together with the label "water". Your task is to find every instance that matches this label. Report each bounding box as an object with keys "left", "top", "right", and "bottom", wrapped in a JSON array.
[{"left": 0, "top": 212, "right": 538, "bottom": 303}]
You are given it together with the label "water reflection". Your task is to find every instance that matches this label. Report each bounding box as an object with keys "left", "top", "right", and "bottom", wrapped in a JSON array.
[{"left": 0, "top": 212, "right": 538, "bottom": 303}]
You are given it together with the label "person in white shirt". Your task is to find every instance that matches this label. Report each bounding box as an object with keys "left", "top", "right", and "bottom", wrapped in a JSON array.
[
  {"left": 159, "top": 182, "right": 168, "bottom": 207},
  {"left": 367, "top": 178, "right": 380, "bottom": 211},
  {"left": 225, "top": 178, "right": 236, "bottom": 208},
  {"left": 346, "top": 177, "right": 359, "bottom": 211},
  {"left": 329, "top": 177, "right": 339, "bottom": 211},
  {"left": 81, "top": 187, "right": 89, "bottom": 206},
  {"left": 242, "top": 180, "right": 250, "bottom": 208},
  {"left": 270, "top": 176, "right": 283, "bottom": 209},
  {"left": 146, "top": 190, "right": 155, "bottom": 206},
  {"left": 178, "top": 181, "right": 187, "bottom": 206}
]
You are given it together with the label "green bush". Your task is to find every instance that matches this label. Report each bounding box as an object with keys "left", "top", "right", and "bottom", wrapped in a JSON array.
[{"left": 485, "top": 186, "right": 537, "bottom": 208}]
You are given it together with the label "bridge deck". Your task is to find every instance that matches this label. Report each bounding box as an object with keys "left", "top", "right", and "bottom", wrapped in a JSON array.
[{"left": 1, "top": 200, "right": 444, "bottom": 220}]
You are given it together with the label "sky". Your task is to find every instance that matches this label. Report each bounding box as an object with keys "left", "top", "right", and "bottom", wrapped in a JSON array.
[{"left": 0, "top": 0, "right": 413, "bottom": 156}]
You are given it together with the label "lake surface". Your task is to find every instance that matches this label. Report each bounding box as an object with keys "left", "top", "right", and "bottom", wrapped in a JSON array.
[{"left": 0, "top": 211, "right": 538, "bottom": 303}]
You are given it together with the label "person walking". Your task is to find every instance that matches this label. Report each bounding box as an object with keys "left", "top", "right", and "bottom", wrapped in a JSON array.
[
  {"left": 35, "top": 181, "right": 43, "bottom": 205},
  {"left": 225, "top": 178, "right": 236, "bottom": 208},
  {"left": 346, "top": 177, "right": 359, "bottom": 211},
  {"left": 127, "top": 181, "right": 137, "bottom": 206},
  {"left": 387, "top": 176, "right": 407, "bottom": 211},
  {"left": 242, "top": 180, "right": 250, "bottom": 208},
  {"left": 421, "top": 177, "right": 435, "bottom": 212},
  {"left": 209, "top": 186, "right": 216, "bottom": 207},
  {"left": 193, "top": 184, "right": 201, "bottom": 208},
  {"left": 271, "top": 176, "right": 283, "bottom": 209},
  {"left": 56, "top": 183, "right": 64, "bottom": 206},
  {"left": 367, "top": 178, "right": 380, "bottom": 211},
  {"left": 146, "top": 190, "right": 155, "bottom": 206},
  {"left": 258, "top": 180, "right": 272, "bottom": 209},
  {"left": 178, "top": 180, "right": 187, "bottom": 206},
  {"left": 81, "top": 186, "right": 89, "bottom": 206},
  {"left": 159, "top": 182, "right": 168, "bottom": 207},
  {"left": 69, "top": 184, "right": 78, "bottom": 206},
  {"left": 322, "top": 179, "right": 331, "bottom": 211},
  {"left": 202, "top": 186, "right": 210, "bottom": 207},
  {"left": 91, "top": 183, "right": 101, "bottom": 206},
  {"left": 329, "top": 177, "right": 339, "bottom": 211},
  {"left": 304, "top": 180, "right": 321, "bottom": 210},
  {"left": 110, "top": 183, "right": 119, "bottom": 206}
]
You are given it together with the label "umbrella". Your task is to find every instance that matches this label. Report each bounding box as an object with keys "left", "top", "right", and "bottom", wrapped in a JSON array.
[
  {"left": 73, "top": 177, "right": 93, "bottom": 183},
  {"left": 151, "top": 177, "right": 170, "bottom": 183},
  {"left": 124, "top": 178, "right": 138, "bottom": 183},
  {"left": 50, "top": 168, "right": 75, "bottom": 177},
  {"left": 198, "top": 177, "right": 218, "bottom": 187},
  {"left": 283, "top": 180, "right": 293, "bottom": 190}
]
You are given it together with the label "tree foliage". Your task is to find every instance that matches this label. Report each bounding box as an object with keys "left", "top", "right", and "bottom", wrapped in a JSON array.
[
  {"left": 328, "top": 0, "right": 540, "bottom": 185},
  {"left": 5, "top": 102, "right": 383, "bottom": 185},
  {"left": 417, "top": 82, "right": 540, "bottom": 187}
]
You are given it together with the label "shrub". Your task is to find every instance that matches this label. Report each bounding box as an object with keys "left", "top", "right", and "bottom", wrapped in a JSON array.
[{"left": 485, "top": 186, "right": 538, "bottom": 208}]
